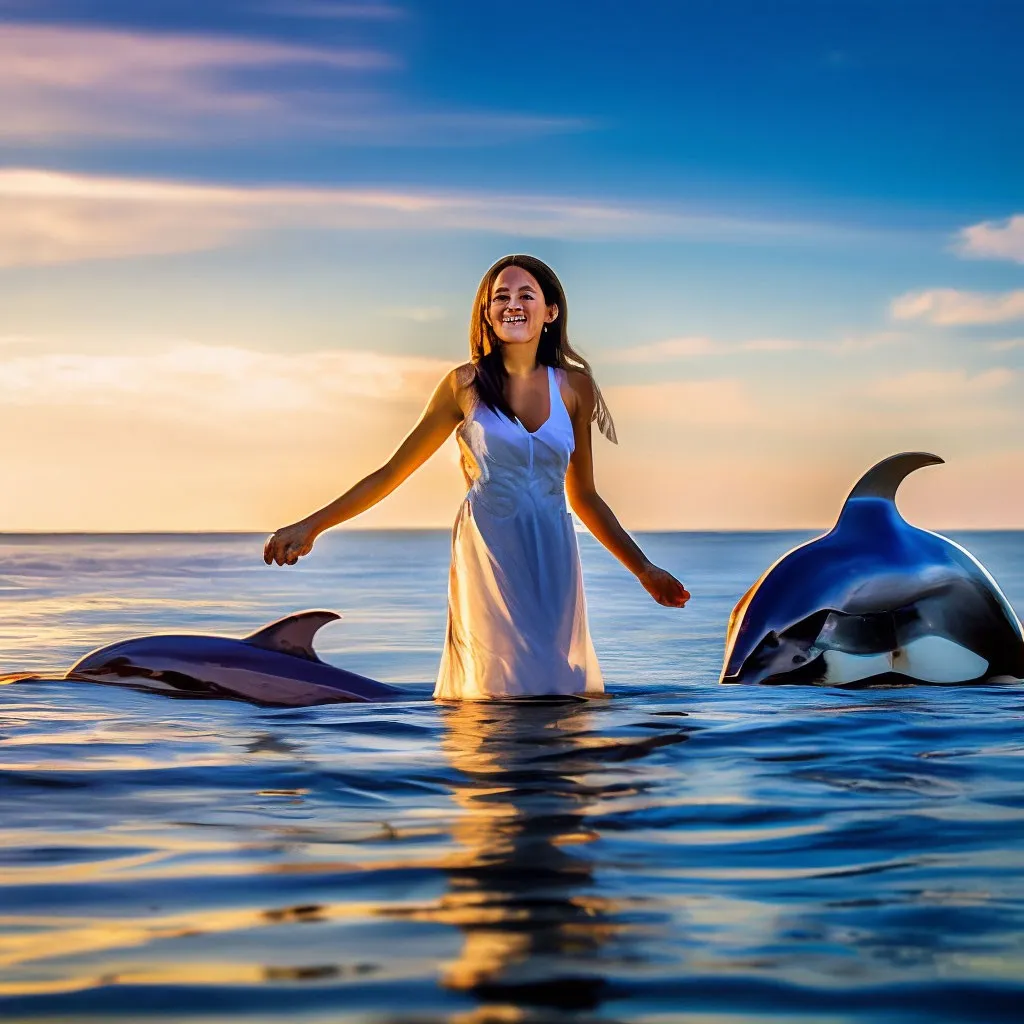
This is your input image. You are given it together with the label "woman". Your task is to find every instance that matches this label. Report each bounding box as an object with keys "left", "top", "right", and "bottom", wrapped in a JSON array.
[{"left": 264, "top": 255, "right": 689, "bottom": 700}]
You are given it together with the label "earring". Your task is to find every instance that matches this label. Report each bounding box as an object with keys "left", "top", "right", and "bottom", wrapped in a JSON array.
[{"left": 543, "top": 325, "right": 548, "bottom": 333}]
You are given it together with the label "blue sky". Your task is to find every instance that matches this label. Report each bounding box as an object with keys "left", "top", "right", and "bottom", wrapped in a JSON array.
[
  {"left": 1, "top": 0, "right": 1022, "bottom": 530},
  {"left": 8, "top": 0, "right": 1020, "bottom": 209}
]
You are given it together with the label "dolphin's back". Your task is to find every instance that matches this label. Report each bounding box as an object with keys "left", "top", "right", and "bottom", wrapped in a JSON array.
[{"left": 66, "top": 615, "right": 402, "bottom": 706}]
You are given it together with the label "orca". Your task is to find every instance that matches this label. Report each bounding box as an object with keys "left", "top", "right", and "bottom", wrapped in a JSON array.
[
  {"left": 65, "top": 610, "right": 402, "bottom": 706},
  {"left": 720, "top": 452, "right": 1024, "bottom": 686}
]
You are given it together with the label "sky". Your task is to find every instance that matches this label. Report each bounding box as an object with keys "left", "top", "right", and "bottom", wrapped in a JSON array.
[{"left": 1, "top": 0, "right": 1023, "bottom": 531}]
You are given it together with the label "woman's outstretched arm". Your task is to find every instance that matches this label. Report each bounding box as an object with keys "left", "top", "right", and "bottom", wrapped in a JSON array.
[
  {"left": 264, "top": 368, "right": 464, "bottom": 566},
  {"left": 563, "top": 371, "right": 690, "bottom": 608}
]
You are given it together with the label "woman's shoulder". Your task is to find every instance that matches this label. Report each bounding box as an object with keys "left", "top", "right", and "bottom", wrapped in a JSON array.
[
  {"left": 451, "top": 361, "right": 477, "bottom": 389},
  {"left": 559, "top": 367, "right": 596, "bottom": 413},
  {"left": 448, "top": 361, "right": 478, "bottom": 416},
  {"left": 561, "top": 366, "right": 593, "bottom": 389}
]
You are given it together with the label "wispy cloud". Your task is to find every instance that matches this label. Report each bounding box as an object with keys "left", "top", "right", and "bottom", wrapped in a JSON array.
[
  {"left": 989, "top": 338, "right": 1024, "bottom": 352},
  {"left": 255, "top": 1, "right": 405, "bottom": 18},
  {"left": 0, "top": 169, "right": 874, "bottom": 268},
  {"left": 955, "top": 214, "right": 1024, "bottom": 264},
  {"left": 866, "top": 367, "right": 1015, "bottom": 401},
  {"left": 384, "top": 306, "right": 447, "bottom": 323},
  {"left": 0, "top": 342, "right": 752, "bottom": 431},
  {"left": 605, "top": 379, "right": 754, "bottom": 427},
  {"left": 830, "top": 329, "right": 910, "bottom": 353},
  {"left": 891, "top": 288, "right": 1024, "bottom": 325},
  {"left": 2, "top": 338, "right": 1021, "bottom": 531},
  {"left": 604, "top": 336, "right": 807, "bottom": 363},
  {"left": 0, "top": 343, "right": 449, "bottom": 416},
  {"left": 0, "top": 23, "right": 394, "bottom": 142},
  {"left": 0, "top": 340, "right": 461, "bottom": 531},
  {"left": 0, "top": 22, "right": 583, "bottom": 145},
  {"left": 603, "top": 330, "right": 906, "bottom": 364},
  {"left": 604, "top": 337, "right": 719, "bottom": 362}
]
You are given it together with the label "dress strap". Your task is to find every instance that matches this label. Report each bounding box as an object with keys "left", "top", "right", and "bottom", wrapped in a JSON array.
[{"left": 548, "top": 364, "right": 565, "bottom": 416}]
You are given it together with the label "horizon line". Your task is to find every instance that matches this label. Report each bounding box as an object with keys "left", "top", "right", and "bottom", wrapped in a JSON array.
[{"left": 3, "top": 526, "right": 1023, "bottom": 537}]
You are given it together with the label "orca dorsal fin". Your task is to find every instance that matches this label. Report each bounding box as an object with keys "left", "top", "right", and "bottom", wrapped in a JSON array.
[
  {"left": 844, "top": 452, "right": 944, "bottom": 504},
  {"left": 244, "top": 610, "right": 340, "bottom": 662}
]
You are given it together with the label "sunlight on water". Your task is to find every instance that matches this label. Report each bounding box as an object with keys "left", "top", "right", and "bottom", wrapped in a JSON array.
[{"left": 1, "top": 531, "right": 1023, "bottom": 1022}]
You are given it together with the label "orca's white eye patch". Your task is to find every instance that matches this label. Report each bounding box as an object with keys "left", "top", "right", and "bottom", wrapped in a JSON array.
[{"left": 892, "top": 636, "right": 988, "bottom": 683}]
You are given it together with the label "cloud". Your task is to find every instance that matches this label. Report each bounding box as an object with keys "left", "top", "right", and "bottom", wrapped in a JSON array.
[
  {"left": 0, "top": 342, "right": 450, "bottom": 417},
  {"left": 740, "top": 337, "right": 808, "bottom": 353},
  {"left": 3, "top": 338, "right": 1023, "bottom": 531},
  {"left": 0, "top": 22, "right": 583, "bottom": 145},
  {"left": 0, "top": 340, "right": 464, "bottom": 531},
  {"left": 956, "top": 214, "right": 1024, "bottom": 264},
  {"left": 0, "top": 168, "right": 873, "bottom": 268},
  {"left": 603, "top": 330, "right": 905, "bottom": 364},
  {"left": 0, "top": 23, "right": 394, "bottom": 142},
  {"left": 255, "top": 1, "right": 405, "bottom": 18},
  {"left": 605, "top": 336, "right": 810, "bottom": 363},
  {"left": 605, "top": 378, "right": 754, "bottom": 427},
  {"left": 890, "top": 288, "right": 1024, "bottom": 325},
  {"left": 830, "top": 329, "right": 909, "bottom": 353},
  {"left": 989, "top": 338, "right": 1024, "bottom": 352},
  {"left": 384, "top": 306, "right": 447, "bottom": 323},
  {"left": 0, "top": 341, "right": 752, "bottom": 433},
  {"left": 0, "top": 343, "right": 751, "bottom": 531},
  {"left": 604, "top": 337, "right": 720, "bottom": 362},
  {"left": 865, "top": 367, "right": 1015, "bottom": 401}
]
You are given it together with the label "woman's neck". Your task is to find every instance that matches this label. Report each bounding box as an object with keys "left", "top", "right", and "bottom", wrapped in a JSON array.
[{"left": 500, "top": 343, "right": 541, "bottom": 378}]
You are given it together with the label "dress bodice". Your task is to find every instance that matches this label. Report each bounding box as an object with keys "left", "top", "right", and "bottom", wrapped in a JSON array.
[{"left": 456, "top": 365, "right": 575, "bottom": 520}]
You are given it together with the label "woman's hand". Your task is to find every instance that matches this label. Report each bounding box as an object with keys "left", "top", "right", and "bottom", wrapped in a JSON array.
[
  {"left": 264, "top": 520, "right": 318, "bottom": 567},
  {"left": 638, "top": 564, "right": 690, "bottom": 607}
]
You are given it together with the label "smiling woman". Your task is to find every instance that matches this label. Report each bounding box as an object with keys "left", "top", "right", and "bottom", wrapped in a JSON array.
[{"left": 264, "top": 254, "right": 689, "bottom": 700}]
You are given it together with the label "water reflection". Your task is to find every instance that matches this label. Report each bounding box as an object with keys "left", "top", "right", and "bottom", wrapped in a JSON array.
[{"left": 410, "top": 700, "right": 623, "bottom": 1014}]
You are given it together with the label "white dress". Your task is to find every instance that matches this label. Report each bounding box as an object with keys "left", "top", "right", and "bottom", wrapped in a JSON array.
[{"left": 434, "top": 365, "right": 604, "bottom": 700}]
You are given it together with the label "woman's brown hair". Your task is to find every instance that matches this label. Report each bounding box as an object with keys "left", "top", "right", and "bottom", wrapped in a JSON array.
[{"left": 467, "top": 254, "right": 617, "bottom": 443}]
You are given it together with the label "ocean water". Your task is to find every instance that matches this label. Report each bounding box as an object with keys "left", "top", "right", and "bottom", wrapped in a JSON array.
[{"left": 1, "top": 530, "right": 1023, "bottom": 1023}]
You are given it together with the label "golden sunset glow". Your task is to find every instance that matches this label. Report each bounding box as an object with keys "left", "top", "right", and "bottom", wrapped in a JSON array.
[{"left": 2, "top": 335, "right": 1022, "bottom": 530}]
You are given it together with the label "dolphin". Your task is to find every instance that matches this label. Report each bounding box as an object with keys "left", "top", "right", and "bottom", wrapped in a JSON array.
[
  {"left": 720, "top": 452, "right": 1024, "bottom": 686},
  {"left": 65, "top": 610, "right": 403, "bottom": 706}
]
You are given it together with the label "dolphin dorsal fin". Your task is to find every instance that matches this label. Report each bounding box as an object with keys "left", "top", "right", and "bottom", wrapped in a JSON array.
[
  {"left": 244, "top": 610, "right": 340, "bottom": 662},
  {"left": 844, "top": 452, "right": 944, "bottom": 504}
]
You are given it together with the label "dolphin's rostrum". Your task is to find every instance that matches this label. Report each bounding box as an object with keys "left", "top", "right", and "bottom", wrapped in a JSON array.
[
  {"left": 720, "top": 452, "right": 1024, "bottom": 686},
  {"left": 65, "top": 610, "right": 401, "bottom": 705}
]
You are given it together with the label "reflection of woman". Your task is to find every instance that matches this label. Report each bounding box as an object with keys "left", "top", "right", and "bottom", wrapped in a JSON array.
[
  {"left": 434, "top": 700, "right": 615, "bottom": 997},
  {"left": 265, "top": 255, "right": 689, "bottom": 699}
]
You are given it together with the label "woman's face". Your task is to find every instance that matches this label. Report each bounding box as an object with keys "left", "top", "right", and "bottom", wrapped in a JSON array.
[{"left": 487, "top": 266, "right": 558, "bottom": 347}]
